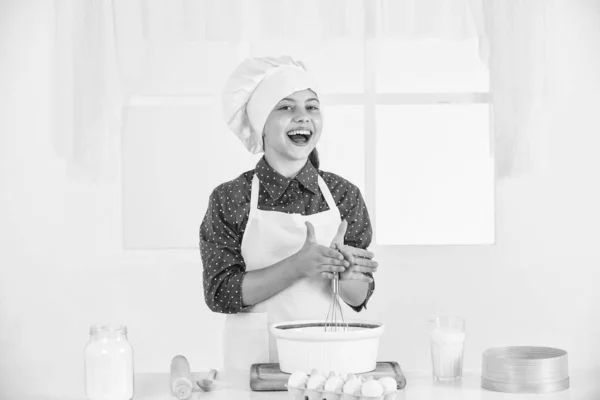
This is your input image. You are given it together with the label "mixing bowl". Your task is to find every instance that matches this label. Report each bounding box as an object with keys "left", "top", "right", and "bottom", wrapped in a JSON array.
[{"left": 270, "top": 320, "right": 384, "bottom": 375}]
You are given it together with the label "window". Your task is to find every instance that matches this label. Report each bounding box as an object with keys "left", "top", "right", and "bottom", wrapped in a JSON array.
[
  {"left": 121, "top": 4, "right": 494, "bottom": 249},
  {"left": 371, "top": 37, "right": 493, "bottom": 245}
]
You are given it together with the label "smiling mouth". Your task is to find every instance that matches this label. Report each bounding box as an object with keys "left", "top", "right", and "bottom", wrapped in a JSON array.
[{"left": 286, "top": 129, "right": 313, "bottom": 145}]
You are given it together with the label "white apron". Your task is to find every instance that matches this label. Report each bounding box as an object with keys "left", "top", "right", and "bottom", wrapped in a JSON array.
[{"left": 222, "top": 174, "right": 353, "bottom": 371}]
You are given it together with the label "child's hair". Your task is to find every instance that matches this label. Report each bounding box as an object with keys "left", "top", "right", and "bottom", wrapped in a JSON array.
[{"left": 309, "top": 148, "right": 320, "bottom": 169}]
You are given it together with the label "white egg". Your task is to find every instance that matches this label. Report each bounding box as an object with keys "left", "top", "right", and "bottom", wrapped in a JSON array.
[
  {"left": 342, "top": 377, "right": 363, "bottom": 395},
  {"left": 287, "top": 371, "right": 308, "bottom": 388},
  {"left": 344, "top": 373, "right": 357, "bottom": 381},
  {"left": 378, "top": 376, "right": 397, "bottom": 392},
  {"left": 361, "top": 379, "right": 384, "bottom": 397},
  {"left": 324, "top": 375, "right": 345, "bottom": 393},
  {"left": 306, "top": 371, "right": 327, "bottom": 390},
  {"left": 310, "top": 369, "right": 327, "bottom": 380}
]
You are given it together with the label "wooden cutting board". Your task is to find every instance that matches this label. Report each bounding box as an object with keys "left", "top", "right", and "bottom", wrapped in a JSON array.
[{"left": 250, "top": 361, "right": 407, "bottom": 391}]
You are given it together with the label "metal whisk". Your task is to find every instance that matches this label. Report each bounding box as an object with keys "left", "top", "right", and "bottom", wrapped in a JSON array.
[{"left": 324, "top": 272, "right": 349, "bottom": 332}]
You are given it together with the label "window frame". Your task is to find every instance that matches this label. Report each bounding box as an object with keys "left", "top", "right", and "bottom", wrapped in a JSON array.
[
  {"left": 356, "top": 5, "right": 493, "bottom": 246},
  {"left": 123, "top": 7, "right": 494, "bottom": 250}
]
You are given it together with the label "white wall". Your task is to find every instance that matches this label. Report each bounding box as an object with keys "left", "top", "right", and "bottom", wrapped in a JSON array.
[{"left": 1, "top": 0, "right": 600, "bottom": 398}]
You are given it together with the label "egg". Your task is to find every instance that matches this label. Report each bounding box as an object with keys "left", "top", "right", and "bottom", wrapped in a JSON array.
[
  {"left": 344, "top": 373, "right": 357, "bottom": 382},
  {"left": 342, "top": 376, "right": 362, "bottom": 395},
  {"left": 361, "top": 379, "right": 384, "bottom": 397},
  {"left": 309, "top": 369, "right": 327, "bottom": 380},
  {"left": 378, "top": 376, "right": 397, "bottom": 392},
  {"left": 287, "top": 371, "right": 309, "bottom": 388},
  {"left": 306, "top": 371, "right": 327, "bottom": 390},
  {"left": 324, "top": 375, "right": 345, "bottom": 393}
]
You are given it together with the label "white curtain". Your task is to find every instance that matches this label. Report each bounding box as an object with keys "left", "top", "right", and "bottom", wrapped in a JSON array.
[
  {"left": 52, "top": 0, "right": 555, "bottom": 180},
  {"left": 53, "top": 0, "right": 122, "bottom": 181},
  {"left": 473, "top": 0, "right": 553, "bottom": 177}
]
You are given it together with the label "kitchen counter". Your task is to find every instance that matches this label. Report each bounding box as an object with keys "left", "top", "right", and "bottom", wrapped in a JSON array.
[
  {"left": 19, "top": 369, "right": 600, "bottom": 400},
  {"left": 381, "top": 370, "right": 597, "bottom": 400}
]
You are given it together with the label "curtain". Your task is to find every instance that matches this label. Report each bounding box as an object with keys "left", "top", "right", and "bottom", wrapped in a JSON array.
[
  {"left": 472, "top": 0, "right": 552, "bottom": 177},
  {"left": 52, "top": 0, "right": 554, "bottom": 180},
  {"left": 53, "top": 0, "right": 122, "bottom": 181}
]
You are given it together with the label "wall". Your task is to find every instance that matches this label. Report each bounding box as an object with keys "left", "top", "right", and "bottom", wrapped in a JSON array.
[{"left": 1, "top": 0, "right": 600, "bottom": 397}]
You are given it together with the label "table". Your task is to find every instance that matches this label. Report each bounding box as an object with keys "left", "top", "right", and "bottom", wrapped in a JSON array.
[{"left": 19, "top": 369, "right": 600, "bottom": 400}]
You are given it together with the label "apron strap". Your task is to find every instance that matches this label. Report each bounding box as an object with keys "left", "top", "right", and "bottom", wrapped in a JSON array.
[
  {"left": 317, "top": 175, "right": 339, "bottom": 215},
  {"left": 250, "top": 175, "right": 260, "bottom": 217}
]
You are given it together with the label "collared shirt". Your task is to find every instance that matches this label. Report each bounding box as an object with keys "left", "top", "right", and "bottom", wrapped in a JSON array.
[{"left": 200, "top": 157, "right": 374, "bottom": 314}]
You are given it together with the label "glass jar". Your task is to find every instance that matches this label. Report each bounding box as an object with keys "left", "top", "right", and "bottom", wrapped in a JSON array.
[{"left": 85, "top": 325, "right": 134, "bottom": 400}]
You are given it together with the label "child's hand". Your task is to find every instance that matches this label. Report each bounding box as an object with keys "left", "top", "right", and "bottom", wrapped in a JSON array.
[{"left": 330, "top": 220, "right": 377, "bottom": 282}]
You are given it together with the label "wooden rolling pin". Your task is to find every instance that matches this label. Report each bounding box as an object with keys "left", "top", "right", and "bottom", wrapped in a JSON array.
[{"left": 170, "top": 355, "right": 193, "bottom": 400}]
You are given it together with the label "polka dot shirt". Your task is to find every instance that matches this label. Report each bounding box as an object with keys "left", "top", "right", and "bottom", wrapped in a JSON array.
[{"left": 200, "top": 157, "right": 374, "bottom": 314}]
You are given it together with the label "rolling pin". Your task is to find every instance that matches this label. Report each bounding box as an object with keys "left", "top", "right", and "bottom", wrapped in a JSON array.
[{"left": 170, "top": 355, "right": 193, "bottom": 400}]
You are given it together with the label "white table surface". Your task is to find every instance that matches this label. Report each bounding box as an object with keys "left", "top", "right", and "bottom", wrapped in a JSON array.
[{"left": 18, "top": 368, "right": 600, "bottom": 400}]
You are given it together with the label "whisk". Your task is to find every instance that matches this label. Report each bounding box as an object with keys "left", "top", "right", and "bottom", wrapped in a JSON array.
[{"left": 324, "top": 272, "right": 349, "bottom": 332}]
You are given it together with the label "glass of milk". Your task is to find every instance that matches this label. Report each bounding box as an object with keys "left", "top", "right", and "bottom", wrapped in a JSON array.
[{"left": 428, "top": 317, "right": 466, "bottom": 382}]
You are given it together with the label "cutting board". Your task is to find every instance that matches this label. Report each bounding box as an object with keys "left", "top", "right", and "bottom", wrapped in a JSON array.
[{"left": 250, "top": 361, "right": 407, "bottom": 391}]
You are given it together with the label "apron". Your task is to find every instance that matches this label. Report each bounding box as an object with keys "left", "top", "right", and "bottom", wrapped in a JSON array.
[{"left": 222, "top": 174, "right": 353, "bottom": 371}]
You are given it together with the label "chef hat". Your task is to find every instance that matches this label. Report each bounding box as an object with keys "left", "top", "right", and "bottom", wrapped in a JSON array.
[{"left": 222, "top": 55, "right": 318, "bottom": 154}]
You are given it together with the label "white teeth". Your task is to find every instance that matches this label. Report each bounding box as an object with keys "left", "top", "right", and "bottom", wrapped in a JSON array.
[{"left": 287, "top": 129, "right": 311, "bottom": 136}]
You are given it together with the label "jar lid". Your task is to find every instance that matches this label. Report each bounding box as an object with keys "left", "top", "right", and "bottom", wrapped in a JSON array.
[{"left": 90, "top": 324, "right": 127, "bottom": 334}]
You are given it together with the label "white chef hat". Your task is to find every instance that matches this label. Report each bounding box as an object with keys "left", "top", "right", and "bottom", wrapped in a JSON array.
[{"left": 222, "top": 55, "right": 318, "bottom": 154}]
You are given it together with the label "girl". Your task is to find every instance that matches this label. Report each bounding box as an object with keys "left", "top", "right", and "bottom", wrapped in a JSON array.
[{"left": 201, "top": 56, "right": 378, "bottom": 370}]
